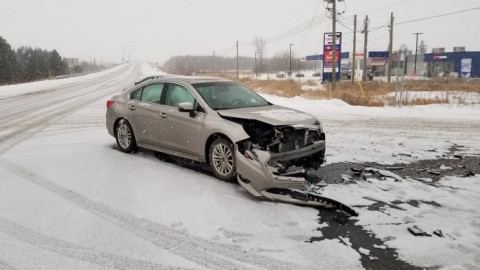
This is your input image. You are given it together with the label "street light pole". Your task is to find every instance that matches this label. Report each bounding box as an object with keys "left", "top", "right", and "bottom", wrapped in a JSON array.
[
  {"left": 289, "top": 43, "right": 294, "bottom": 76},
  {"left": 413, "top": 32, "right": 423, "bottom": 76}
]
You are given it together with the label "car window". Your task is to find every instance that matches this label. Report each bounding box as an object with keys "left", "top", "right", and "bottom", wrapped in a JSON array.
[
  {"left": 130, "top": 87, "right": 143, "bottom": 100},
  {"left": 193, "top": 82, "right": 270, "bottom": 110},
  {"left": 166, "top": 84, "right": 195, "bottom": 107},
  {"left": 140, "top": 83, "right": 164, "bottom": 104}
]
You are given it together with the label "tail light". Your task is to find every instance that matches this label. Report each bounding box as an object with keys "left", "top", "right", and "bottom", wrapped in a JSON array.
[{"left": 106, "top": 100, "right": 115, "bottom": 108}]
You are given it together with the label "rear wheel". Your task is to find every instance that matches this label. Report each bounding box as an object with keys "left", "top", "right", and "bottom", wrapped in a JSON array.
[
  {"left": 115, "top": 119, "right": 137, "bottom": 153},
  {"left": 209, "top": 138, "right": 236, "bottom": 182}
]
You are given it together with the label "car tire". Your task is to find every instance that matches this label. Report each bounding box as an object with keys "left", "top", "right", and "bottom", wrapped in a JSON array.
[
  {"left": 115, "top": 119, "right": 137, "bottom": 153},
  {"left": 209, "top": 137, "right": 236, "bottom": 182}
]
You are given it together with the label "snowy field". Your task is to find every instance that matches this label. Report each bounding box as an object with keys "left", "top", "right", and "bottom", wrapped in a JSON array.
[{"left": 0, "top": 63, "right": 479, "bottom": 269}]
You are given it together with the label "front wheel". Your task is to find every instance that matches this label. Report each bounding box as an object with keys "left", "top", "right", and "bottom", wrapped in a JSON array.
[
  {"left": 209, "top": 138, "right": 236, "bottom": 182},
  {"left": 115, "top": 119, "right": 137, "bottom": 153}
]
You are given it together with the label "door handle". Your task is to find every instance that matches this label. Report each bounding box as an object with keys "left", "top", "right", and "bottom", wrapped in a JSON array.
[
  {"left": 159, "top": 112, "right": 168, "bottom": 118},
  {"left": 128, "top": 105, "right": 136, "bottom": 111}
]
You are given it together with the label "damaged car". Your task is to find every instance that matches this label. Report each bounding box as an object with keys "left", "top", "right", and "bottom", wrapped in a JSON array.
[{"left": 106, "top": 76, "right": 354, "bottom": 213}]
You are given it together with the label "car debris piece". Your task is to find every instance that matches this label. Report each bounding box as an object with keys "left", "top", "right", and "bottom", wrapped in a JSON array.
[
  {"left": 262, "top": 188, "right": 358, "bottom": 216},
  {"left": 433, "top": 230, "right": 444, "bottom": 237},
  {"left": 350, "top": 167, "right": 363, "bottom": 176},
  {"left": 408, "top": 225, "right": 432, "bottom": 237},
  {"left": 385, "top": 166, "right": 405, "bottom": 171},
  {"left": 378, "top": 169, "right": 403, "bottom": 182},
  {"left": 341, "top": 174, "right": 354, "bottom": 184},
  {"left": 427, "top": 170, "right": 441, "bottom": 175},
  {"left": 364, "top": 167, "right": 379, "bottom": 173},
  {"left": 465, "top": 170, "right": 475, "bottom": 177}
]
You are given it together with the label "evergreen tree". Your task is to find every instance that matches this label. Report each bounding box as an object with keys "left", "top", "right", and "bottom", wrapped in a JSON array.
[
  {"left": 16, "top": 46, "right": 50, "bottom": 81},
  {"left": 16, "top": 46, "right": 33, "bottom": 81},
  {"left": 0, "top": 36, "right": 18, "bottom": 84},
  {"left": 49, "top": 49, "right": 67, "bottom": 76}
]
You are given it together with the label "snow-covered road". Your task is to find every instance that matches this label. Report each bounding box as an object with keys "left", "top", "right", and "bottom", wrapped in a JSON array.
[{"left": 0, "top": 63, "right": 479, "bottom": 270}]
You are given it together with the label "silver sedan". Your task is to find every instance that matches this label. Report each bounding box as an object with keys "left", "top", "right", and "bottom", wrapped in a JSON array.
[{"left": 106, "top": 76, "right": 328, "bottom": 207}]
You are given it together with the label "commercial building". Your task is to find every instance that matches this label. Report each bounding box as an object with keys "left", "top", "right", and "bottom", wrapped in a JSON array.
[{"left": 423, "top": 50, "right": 480, "bottom": 78}]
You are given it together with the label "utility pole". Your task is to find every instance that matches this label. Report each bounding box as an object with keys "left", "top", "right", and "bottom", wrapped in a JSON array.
[
  {"left": 362, "top": 15, "right": 369, "bottom": 82},
  {"left": 413, "top": 32, "right": 423, "bottom": 76},
  {"left": 388, "top": 12, "right": 394, "bottom": 83},
  {"left": 352, "top": 14, "right": 357, "bottom": 83},
  {"left": 236, "top": 41, "right": 239, "bottom": 78},
  {"left": 212, "top": 51, "right": 215, "bottom": 73},
  {"left": 331, "top": 0, "right": 337, "bottom": 90},
  {"left": 289, "top": 44, "right": 294, "bottom": 76}
]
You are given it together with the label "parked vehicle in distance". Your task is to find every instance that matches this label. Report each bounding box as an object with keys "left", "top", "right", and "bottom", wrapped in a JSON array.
[
  {"left": 295, "top": 73, "right": 305, "bottom": 78},
  {"left": 275, "top": 72, "right": 286, "bottom": 78},
  {"left": 312, "top": 72, "right": 322, "bottom": 77},
  {"left": 106, "top": 76, "right": 327, "bottom": 207}
]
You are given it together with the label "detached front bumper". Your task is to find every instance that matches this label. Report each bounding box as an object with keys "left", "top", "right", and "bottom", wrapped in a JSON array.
[
  {"left": 235, "top": 141, "right": 358, "bottom": 215},
  {"left": 235, "top": 141, "right": 325, "bottom": 197}
]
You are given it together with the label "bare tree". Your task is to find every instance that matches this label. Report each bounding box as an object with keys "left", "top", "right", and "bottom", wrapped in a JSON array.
[{"left": 253, "top": 36, "right": 267, "bottom": 73}]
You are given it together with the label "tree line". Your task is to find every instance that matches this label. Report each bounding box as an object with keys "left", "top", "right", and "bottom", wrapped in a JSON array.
[
  {"left": 163, "top": 52, "right": 319, "bottom": 76},
  {"left": 0, "top": 35, "right": 104, "bottom": 85}
]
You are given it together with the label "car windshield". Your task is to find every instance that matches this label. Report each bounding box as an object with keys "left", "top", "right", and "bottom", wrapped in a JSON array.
[{"left": 193, "top": 82, "right": 270, "bottom": 110}]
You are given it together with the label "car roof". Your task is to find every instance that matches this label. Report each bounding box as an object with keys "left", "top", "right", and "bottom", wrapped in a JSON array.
[{"left": 148, "top": 75, "right": 232, "bottom": 85}]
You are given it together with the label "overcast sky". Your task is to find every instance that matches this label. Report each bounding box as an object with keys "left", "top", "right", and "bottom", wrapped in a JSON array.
[{"left": 1, "top": 0, "right": 479, "bottom": 64}]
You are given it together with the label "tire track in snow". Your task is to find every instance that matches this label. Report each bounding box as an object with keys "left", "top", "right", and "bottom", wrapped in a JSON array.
[
  {"left": 0, "top": 216, "right": 195, "bottom": 270},
  {"left": 0, "top": 159, "right": 308, "bottom": 270},
  {"left": 0, "top": 258, "right": 17, "bottom": 270},
  {"left": 0, "top": 65, "right": 139, "bottom": 155}
]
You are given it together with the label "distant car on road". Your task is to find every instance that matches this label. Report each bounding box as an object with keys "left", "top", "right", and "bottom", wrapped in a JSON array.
[
  {"left": 106, "top": 76, "right": 326, "bottom": 206},
  {"left": 312, "top": 72, "right": 321, "bottom": 77},
  {"left": 295, "top": 73, "right": 305, "bottom": 78},
  {"left": 275, "top": 72, "right": 285, "bottom": 78}
]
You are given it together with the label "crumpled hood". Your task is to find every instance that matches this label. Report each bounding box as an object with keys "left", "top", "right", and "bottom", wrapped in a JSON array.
[{"left": 217, "top": 105, "right": 317, "bottom": 126}]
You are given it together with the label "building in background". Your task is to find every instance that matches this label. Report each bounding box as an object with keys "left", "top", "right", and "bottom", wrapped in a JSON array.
[{"left": 422, "top": 48, "right": 480, "bottom": 78}]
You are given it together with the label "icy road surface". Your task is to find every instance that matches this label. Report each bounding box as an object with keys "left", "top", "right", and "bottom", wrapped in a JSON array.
[{"left": 0, "top": 63, "right": 479, "bottom": 270}]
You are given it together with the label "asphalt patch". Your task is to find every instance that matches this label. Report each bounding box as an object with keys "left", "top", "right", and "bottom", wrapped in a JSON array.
[{"left": 309, "top": 209, "right": 427, "bottom": 270}]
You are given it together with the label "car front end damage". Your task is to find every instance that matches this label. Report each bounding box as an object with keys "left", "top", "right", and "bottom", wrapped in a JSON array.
[{"left": 227, "top": 117, "right": 357, "bottom": 215}]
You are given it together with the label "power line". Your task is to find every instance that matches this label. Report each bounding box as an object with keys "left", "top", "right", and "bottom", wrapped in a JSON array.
[
  {"left": 356, "top": 0, "right": 413, "bottom": 16},
  {"left": 220, "top": 2, "right": 479, "bottom": 58},
  {"left": 396, "top": 7, "right": 480, "bottom": 25},
  {"left": 369, "top": 22, "right": 389, "bottom": 33},
  {"left": 298, "top": 0, "right": 326, "bottom": 56},
  {"left": 265, "top": 13, "right": 330, "bottom": 43},
  {"left": 337, "top": 19, "right": 354, "bottom": 32}
]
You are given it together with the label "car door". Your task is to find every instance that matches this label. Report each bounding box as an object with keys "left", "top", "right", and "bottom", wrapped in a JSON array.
[
  {"left": 127, "top": 82, "right": 165, "bottom": 145},
  {"left": 157, "top": 83, "right": 205, "bottom": 157}
]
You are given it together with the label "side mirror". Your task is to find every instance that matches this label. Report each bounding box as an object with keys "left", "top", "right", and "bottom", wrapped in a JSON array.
[{"left": 178, "top": 102, "right": 194, "bottom": 112}]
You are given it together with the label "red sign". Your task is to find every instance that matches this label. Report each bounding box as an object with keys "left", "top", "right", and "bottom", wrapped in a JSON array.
[
  {"left": 324, "top": 50, "right": 340, "bottom": 62},
  {"left": 433, "top": 56, "right": 448, "bottom": 60}
]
